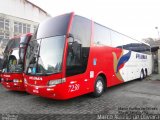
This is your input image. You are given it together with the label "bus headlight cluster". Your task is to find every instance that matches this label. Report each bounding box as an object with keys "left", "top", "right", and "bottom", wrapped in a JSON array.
[
  {"left": 1, "top": 78, "right": 4, "bottom": 82},
  {"left": 13, "top": 79, "right": 22, "bottom": 83},
  {"left": 48, "top": 78, "right": 66, "bottom": 86}
]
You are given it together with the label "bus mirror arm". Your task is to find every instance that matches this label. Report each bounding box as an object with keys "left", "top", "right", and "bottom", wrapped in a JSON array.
[
  {"left": 67, "top": 33, "right": 75, "bottom": 43},
  {"left": 2, "top": 51, "right": 4, "bottom": 56}
]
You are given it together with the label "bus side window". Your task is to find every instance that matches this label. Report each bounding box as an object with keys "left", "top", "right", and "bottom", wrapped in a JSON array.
[
  {"left": 66, "top": 39, "right": 82, "bottom": 76},
  {"left": 66, "top": 15, "right": 91, "bottom": 77},
  {"left": 72, "top": 41, "right": 81, "bottom": 65}
]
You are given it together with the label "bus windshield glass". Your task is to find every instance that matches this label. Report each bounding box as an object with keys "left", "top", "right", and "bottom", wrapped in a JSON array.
[
  {"left": 2, "top": 38, "right": 23, "bottom": 73},
  {"left": 25, "top": 35, "right": 65, "bottom": 75}
]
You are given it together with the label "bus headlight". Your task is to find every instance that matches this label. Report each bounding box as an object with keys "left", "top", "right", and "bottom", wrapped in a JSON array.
[
  {"left": 48, "top": 78, "right": 66, "bottom": 86},
  {"left": 13, "top": 79, "right": 23, "bottom": 83},
  {"left": 13, "top": 79, "right": 19, "bottom": 82}
]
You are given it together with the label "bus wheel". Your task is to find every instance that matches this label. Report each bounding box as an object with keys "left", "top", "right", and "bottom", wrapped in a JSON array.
[
  {"left": 140, "top": 70, "right": 144, "bottom": 80},
  {"left": 92, "top": 76, "right": 105, "bottom": 97},
  {"left": 145, "top": 69, "right": 148, "bottom": 77}
]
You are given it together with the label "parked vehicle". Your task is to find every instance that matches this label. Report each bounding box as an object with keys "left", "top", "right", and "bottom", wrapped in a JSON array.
[
  {"left": 1, "top": 33, "right": 32, "bottom": 91},
  {"left": 24, "top": 13, "right": 152, "bottom": 99}
]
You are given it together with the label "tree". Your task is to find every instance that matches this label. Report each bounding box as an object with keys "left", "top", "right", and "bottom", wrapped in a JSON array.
[{"left": 142, "top": 38, "right": 160, "bottom": 47}]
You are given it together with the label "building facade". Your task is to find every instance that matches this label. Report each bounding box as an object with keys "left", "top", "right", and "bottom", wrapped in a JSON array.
[
  {"left": 0, "top": 0, "right": 51, "bottom": 40},
  {"left": 0, "top": 0, "right": 51, "bottom": 59},
  {"left": 0, "top": 0, "right": 51, "bottom": 68}
]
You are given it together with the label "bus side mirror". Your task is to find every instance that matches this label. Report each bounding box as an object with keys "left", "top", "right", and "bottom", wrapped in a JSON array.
[
  {"left": 19, "top": 43, "right": 27, "bottom": 48},
  {"left": 30, "top": 57, "right": 36, "bottom": 64}
]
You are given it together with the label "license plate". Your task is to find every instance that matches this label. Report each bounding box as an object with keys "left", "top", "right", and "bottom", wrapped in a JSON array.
[
  {"left": 14, "top": 83, "right": 18, "bottom": 85},
  {"left": 33, "top": 89, "right": 39, "bottom": 93}
]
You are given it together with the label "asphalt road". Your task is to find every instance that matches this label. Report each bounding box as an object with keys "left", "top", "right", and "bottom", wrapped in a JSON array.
[{"left": 1, "top": 77, "right": 160, "bottom": 120}]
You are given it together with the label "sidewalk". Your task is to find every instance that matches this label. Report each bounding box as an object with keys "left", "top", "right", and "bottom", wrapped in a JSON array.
[{"left": 150, "top": 74, "right": 160, "bottom": 80}]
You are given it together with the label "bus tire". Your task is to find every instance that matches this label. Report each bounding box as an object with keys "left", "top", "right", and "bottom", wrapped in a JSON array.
[
  {"left": 91, "top": 76, "right": 105, "bottom": 97},
  {"left": 145, "top": 69, "right": 148, "bottom": 77},
  {"left": 140, "top": 70, "right": 144, "bottom": 80}
]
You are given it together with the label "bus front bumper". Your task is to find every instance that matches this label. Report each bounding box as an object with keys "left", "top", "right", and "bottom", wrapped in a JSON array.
[
  {"left": 1, "top": 81, "right": 26, "bottom": 91},
  {"left": 25, "top": 83, "right": 69, "bottom": 100}
]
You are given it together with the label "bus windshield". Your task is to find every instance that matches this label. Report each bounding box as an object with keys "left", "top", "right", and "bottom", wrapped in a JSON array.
[
  {"left": 25, "top": 35, "right": 65, "bottom": 75},
  {"left": 3, "top": 38, "right": 23, "bottom": 73}
]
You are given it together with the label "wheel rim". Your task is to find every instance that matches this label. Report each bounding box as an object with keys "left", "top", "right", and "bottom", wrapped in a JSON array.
[{"left": 96, "top": 80, "right": 103, "bottom": 93}]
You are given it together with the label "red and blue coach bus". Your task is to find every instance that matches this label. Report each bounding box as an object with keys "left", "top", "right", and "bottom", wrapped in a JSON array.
[
  {"left": 24, "top": 13, "right": 152, "bottom": 100},
  {"left": 1, "top": 33, "right": 32, "bottom": 91}
]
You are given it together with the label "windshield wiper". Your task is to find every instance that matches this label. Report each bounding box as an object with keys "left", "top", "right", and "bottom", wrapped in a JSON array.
[{"left": 28, "top": 72, "right": 49, "bottom": 76}]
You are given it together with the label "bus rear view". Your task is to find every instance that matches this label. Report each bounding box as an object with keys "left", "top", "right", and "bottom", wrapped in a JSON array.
[{"left": 1, "top": 33, "right": 32, "bottom": 91}]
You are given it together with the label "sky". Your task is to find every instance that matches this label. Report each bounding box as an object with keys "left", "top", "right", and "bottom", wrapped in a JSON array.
[{"left": 28, "top": 0, "right": 160, "bottom": 41}]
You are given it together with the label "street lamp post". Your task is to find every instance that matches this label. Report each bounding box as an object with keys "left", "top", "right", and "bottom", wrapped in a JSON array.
[
  {"left": 155, "top": 26, "right": 160, "bottom": 38},
  {"left": 155, "top": 26, "right": 160, "bottom": 74}
]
